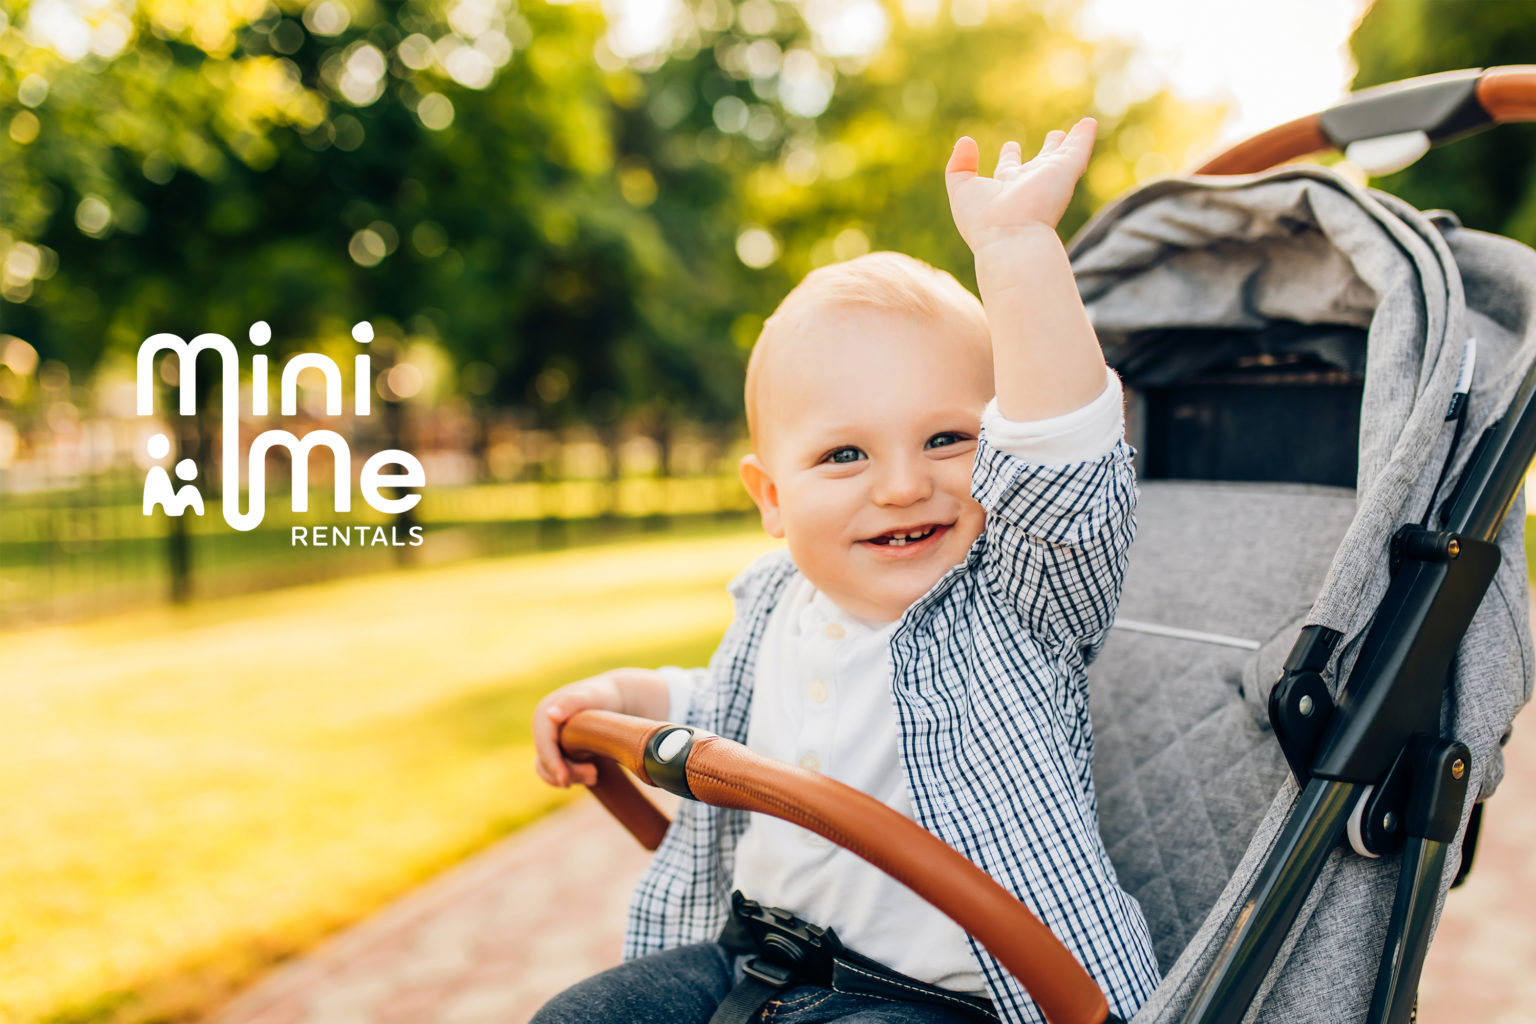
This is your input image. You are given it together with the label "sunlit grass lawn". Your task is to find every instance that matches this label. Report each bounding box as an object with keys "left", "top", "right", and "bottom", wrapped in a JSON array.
[{"left": 2, "top": 525, "right": 779, "bottom": 1024}]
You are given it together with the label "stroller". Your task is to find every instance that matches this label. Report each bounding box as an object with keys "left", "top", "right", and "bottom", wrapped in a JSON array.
[{"left": 558, "top": 66, "right": 1536, "bottom": 1024}]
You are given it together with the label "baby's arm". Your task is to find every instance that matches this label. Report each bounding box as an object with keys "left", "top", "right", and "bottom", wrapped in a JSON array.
[
  {"left": 944, "top": 118, "right": 1105, "bottom": 420},
  {"left": 532, "top": 668, "right": 672, "bottom": 787},
  {"left": 945, "top": 121, "right": 1135, "bottom": 650}
]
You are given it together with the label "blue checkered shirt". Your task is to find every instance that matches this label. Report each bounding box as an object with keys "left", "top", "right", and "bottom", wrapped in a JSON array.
[{"left": 623, "top": 433, "right": 1161, "bottom": 1023}]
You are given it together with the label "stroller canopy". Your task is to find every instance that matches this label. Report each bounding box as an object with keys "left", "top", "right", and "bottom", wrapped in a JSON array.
[{"left": 1070, "top": 166, "right": 1536, "bottom": 1022}]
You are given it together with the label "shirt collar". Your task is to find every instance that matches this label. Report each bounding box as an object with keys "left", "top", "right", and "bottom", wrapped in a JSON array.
[{"left": 797, "top": 583, "right": 898, "bottom": 640}]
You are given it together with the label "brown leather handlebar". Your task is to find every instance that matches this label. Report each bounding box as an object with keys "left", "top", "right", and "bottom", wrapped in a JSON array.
[
  {"left": 560, "top": 711, "right": 673, "bottom": 851},
  {"left": 560, "top": 710, "right": 1110, "bottom": 1024},
  {"left": 1194, "top": 65, "right": 1536, "bottom": 175},
  {"left": 1193, "top": 114, "right": 1329, "bottom": 175},
  {"left": 1478, "top": 65, "right": 1536, "bottom": 123}
]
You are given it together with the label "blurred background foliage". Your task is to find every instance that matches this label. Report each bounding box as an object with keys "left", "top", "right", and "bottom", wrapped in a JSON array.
[
  {"left": 0, "top": 0, "right": 1218, "bottom": 431},
  {"left": 0, "top": 0, "right": 1230, "bottom": 622}
]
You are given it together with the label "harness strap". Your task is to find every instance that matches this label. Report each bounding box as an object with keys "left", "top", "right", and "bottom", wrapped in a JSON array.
[
  {"left": 710, "top": 891, "right": 997, "bottom": 1024},
  {"left": 708, "top": 968, "right": 786, "bottom": 1024}
]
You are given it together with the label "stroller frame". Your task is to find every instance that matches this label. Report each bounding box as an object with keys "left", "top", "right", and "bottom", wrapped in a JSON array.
[
  {"left": 560, "top": 67, "right": 1536, "bottom": 1024},
  {"left": 1165, "top": 64, "right": 1536, "bottom": 1024},
  {"left": 1185, "top": 356, "right": 1536, "bottom": 1024}
]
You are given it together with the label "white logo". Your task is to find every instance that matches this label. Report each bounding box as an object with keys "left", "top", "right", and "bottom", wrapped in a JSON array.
[{"left": 137, "top": 320, "right": 426, "bottom": 537}]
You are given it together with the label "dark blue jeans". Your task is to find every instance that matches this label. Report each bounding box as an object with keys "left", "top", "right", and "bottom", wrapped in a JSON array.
[{"left": 530, "top": 942, "right": 987, "bottom": 1023}]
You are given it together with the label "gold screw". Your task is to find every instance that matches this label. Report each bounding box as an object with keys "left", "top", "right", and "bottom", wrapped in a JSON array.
[
  {"left": 1447, "top": 539, "right": 1461, "bottom": 558},
  {"left": 1451, "top": 758, "right": 1466, "bottom": 780}
]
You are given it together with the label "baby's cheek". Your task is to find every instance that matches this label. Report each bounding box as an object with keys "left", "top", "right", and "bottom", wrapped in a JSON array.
[{"left": 959, "top": 503, "right": 987, "bottom": 547}]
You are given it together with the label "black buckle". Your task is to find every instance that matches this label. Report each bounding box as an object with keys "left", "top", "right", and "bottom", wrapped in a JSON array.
[
  {"left": 721, "top": 891, "right": 844, "bottom": 988},
  {"left": 742, "top": 957, "right": 794, "bottom": 987}
]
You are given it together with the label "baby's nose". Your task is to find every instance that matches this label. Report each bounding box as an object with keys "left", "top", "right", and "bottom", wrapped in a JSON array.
[{"left": 873, "top": 461, "right": 934, "bottom": 505}]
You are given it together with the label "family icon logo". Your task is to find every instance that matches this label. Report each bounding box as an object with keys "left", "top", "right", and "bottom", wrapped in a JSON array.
[{"left": 137, "top": 320, "right": 426, "bottom": 541}]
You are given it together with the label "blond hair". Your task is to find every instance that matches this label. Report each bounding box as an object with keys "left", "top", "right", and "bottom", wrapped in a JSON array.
[{"left": 745, "top": 251, "right": 990, "bottom": 442}]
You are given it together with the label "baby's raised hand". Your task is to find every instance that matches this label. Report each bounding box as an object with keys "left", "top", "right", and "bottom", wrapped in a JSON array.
[{"left": 944, "top": 117, "right": 1096, "bottom": 255}]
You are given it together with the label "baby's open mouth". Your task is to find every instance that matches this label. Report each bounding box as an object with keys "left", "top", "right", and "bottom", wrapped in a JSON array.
[{"left": 865, "top": 525, "right": 941, "bottom": 547}]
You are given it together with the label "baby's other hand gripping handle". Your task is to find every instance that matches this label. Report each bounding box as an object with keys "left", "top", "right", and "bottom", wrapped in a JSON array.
[{"left": 559, "top": 709, "right": 1114, "bottom": 1024}]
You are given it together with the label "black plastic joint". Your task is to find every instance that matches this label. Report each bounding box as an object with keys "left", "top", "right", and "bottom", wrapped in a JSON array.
[
  {"left": 643, "top": 725, "right": 698, "bottom": 799},
  {"left": 1406, "top": 738, "right": 1471, "bottom": 843},
  {"left": 1270, "top": 670, "right": 1334, "bottom": 786},
  {"left": 1267, "top": 625, "right": 1342, "bottom": 785},
  {"left": 1394, "top": 528, "right": 1462, "bottom": 568}
]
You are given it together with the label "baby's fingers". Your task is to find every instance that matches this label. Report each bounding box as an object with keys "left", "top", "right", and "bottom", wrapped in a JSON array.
[
  {"left": 568, "top": 760, "right": 599, "bottom": 787},
  {"left": 1057, "top": 117, "right": 1097, "bottom": 174},
  {"left": 533, "top": 701, "right": 576, "bottom": 786},
  {"left": 946, "top": 136, "right": 980, "bottom": 188},
  {"left": 996, "top": 139, "right": 1022, "bottom": 174},
  {"left": 1035, "top": 129, "right": 1066, "bottom": 159}
]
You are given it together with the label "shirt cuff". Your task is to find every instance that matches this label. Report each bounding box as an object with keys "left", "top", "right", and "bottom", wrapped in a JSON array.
[
  {"left": 982, "top": 367, "right": 1124, "bottom": 466},
  {"left": 656, "top": 665, "right": 697, "bottom": 725}
]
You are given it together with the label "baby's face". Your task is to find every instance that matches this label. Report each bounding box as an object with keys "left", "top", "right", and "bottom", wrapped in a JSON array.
[{"left": 742, "top": 304, "right": 993, "bottom": 624}]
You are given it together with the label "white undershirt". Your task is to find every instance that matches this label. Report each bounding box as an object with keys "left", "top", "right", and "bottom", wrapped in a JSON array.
[{"left": 663, "top": 370, "right": 1125, "bottom": 992}]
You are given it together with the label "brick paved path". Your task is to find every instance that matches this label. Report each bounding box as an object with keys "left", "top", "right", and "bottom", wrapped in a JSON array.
[
  {"left": 206, "top": 793, "right": 676, "bottom": 1024},
  {"left": 208, "top": 702, "right": 1536, "bottom": 1024}
]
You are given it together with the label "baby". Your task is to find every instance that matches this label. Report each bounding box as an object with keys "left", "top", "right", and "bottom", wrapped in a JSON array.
[{"left": 531, "top": 120, "right": 1160, "bottom": 1024}]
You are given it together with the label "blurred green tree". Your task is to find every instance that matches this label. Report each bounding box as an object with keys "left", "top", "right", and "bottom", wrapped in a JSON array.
[
  {"left": 0, "top": 0, "right": 709, "bottom": 435},
  {"left": 1350, "top": 0, "right": 1536, "bottom": 244},
  {"left": 0, "top": 0, "right": 1218, "bottom": 441}
]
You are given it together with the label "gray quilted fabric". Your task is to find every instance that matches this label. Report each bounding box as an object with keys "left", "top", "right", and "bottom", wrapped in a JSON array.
[
  {"left": 1091, "top": 481, "right": 1357, "bottom": 970},
  {"left": 1069, "top": 167, "right": 1536, "bottom": 1023}
]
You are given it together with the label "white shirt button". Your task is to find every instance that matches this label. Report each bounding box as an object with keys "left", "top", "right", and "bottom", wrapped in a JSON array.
[
  {"left": 798, "top": 753, "right": 821, "bottom": 772},
  {"left": 824, "top": 623, "right": 845, "bottom": 639},
  {"left": 807, "top": 680, "right": 829, "bottom": 704}
]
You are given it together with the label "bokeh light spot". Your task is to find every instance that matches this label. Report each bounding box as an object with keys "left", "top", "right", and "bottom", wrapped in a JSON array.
[
  {"left": 735, "top": 226, "right": 779, "bottom": 268},
  {"left": 416, "top": 93, "right": 455, "bottom": 131},
  {"left": 412, "top": 221, "right": 449, "bottom": 257},
  {"left": 349, "top": 229, "right": 387, "bottom": 267},
  {"left": 270, "top": 19, "right": 304, "bottom": 54},
  {"left": 713, "top": 95, "right": 749, "bottom": 133},
  {"left": 75, "top": 195, "right": 112, "bottom": 238},
  {"left": 303, "top": 0, "right": 349, "bottom": 36},
  {"left": 397, "top": 33, "right": 435, "bottom": 70},
  {"left": 142, "top": 152, "right": 175, "bottom": 184},
  {"left": 9, "top": 111, "right": 39, "bottom": 144},
  {"left": 832, "top": 227, "right": 870, "bottom": 261},
  {"left": 950, "top": 0, "right": 987, "bottom": 27},
  {"left": 18, "top": 74, "right": 49, "bottom": 108},
  {"left": 1, "top": 336, "right": 39, "bottom": 376},
  {"left": 534, "top": 367, "right": 569, "bottom": 403},
  {"left": 386, "top": 363, "right": 424, "bottom": 400}
]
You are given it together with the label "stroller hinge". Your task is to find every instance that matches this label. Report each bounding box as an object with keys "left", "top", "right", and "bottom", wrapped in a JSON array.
[
  {"left": 1269, "top": 670, "right": 1334, "bottom": 787},
  {"left": 1363, "top": 739, "right": 1472, "bottom": 1024},
  {"left": 1352, "top": 736, "right": 1471, "bottom": 858},
  {"left": 1267, "top": 624, "right": 1342, "bottom": 786},
  {"left": 1310, "top": 530, "right": 1498, "bottom": 783}
]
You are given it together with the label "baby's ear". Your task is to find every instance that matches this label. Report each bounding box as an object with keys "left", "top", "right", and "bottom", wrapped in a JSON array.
[{"left": 739, "top": 454, "right": 784, "bottom": 538}]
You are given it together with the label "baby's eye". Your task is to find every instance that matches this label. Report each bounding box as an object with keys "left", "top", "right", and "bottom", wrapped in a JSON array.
[
  {"left": 926, "top": 432, "right": 969, "bottom": 449},
  {"left": 822, "top": 446, "right": 866, "bottom": 464}
]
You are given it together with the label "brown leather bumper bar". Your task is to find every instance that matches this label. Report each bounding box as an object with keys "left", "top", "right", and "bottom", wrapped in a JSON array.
[
  {"left": 1195, "top": 65, "right": 1536, "bottom": 175},
  {"left": 560, "top": 710, "right": 1111, "bottom": 1024}
]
